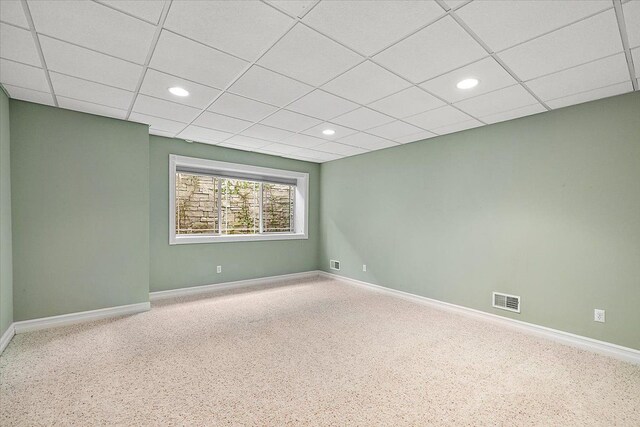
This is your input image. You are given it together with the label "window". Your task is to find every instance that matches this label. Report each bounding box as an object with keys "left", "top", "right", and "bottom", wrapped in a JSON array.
[
  {"left": 170, "top": 155, "right": 308, "bottom": 244},
  {"left": 220, "top": 179, "right": 261, "bottom": 235},
  {"left": 262, "top": 183, "right": 294, "bottom": 233},
  {"left": 175, "top": 173, "right": 218, "bottom": 235}
]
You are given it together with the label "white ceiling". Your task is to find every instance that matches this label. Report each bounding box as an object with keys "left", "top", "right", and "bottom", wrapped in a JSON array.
[{"left": 0, "top": 0, "right": 638, "bottom": 164}]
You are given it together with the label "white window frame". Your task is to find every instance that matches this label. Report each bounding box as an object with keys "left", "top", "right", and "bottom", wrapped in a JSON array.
[{"left": 169, "top": 154, "right": 309, "bottom": 244}]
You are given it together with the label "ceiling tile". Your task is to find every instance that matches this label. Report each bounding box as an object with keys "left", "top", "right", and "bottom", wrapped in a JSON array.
[
  {"left": 129, "top": 111, "right": 186, "bottom": 133},
  {"left": 50, "top": 72, "right": 133, "bottom": 109},
  {"left": 258, "top": 24, "right": 362, "bottom": 86},
  {"left": 217, "top": 142, "right": 254, "bottom": 152},
  {"left": 132, "top": 94, "right": 200, "bottom": 123},
  {"left": 454, "top": 85, "right": 539, "bottom": 117},
  {"left": 291, "top": 148, "right": 342, "bottom": 162},
  {"left": 6, "top": 0, "right": 627, "bottom": 149},
  {"left": 456, "top": 0, "right": 611, "bottom": 52},
  {"left": 149, "top": 129, "right": 177, "bottom": 139},
  {"left": 546, "top": 81, "right": 633, "bottom": 110},
  {"left": 39, "top": 36, "right": 142, "bottom": 91},
  {"left": 250, "top": 149, "right": 282, "bottom": 157},
  {"left": 150, "top": 30, "right": 247, "bottom": 89},
  {"left": 288, "top": 154, "right": 323, "bottom": 163},
  {"left": 281, "top": 133, "right": 327, "bottom": 148},
  {"left": 59, "top": 96, "right": 127, "bottom": 120},
  {"left": 394, "top": 130, "right": 437, "bottom": 144},
  {"left": 208, "top": 93, "right": 278, "bottom": 122},
  {"left": 404, "top": 105, "right": 473, "bottom": 130},
  {"left": 420, "top": 57, "right": 518, "bottom": 103},
  {"left": 28, "top": 0, "right": 155, "bottom": 64},
  {"left": 303, "top": 1, "right": 444, "bottom": 56},
  {"left": 302, "top": 122, "right": 357, "bottom": 141},
  {"left": 313, "top": 142, "right": 367, "bottom": 156},
  {"left": 267, "top": 1, "right": 317, "bottom": 19},
  {"left": 164, "top": 1, "right": 293, "bottom": 61},
  {"left": 309, "top": 152, "right": 344, "bottom": 162},
  {"left": 258, "top": 142, "right": 301, "bottom": 155},
  {"left": 251, "top": 147, "right": 284, "bottom": 157},
  {"left": 480, "top": 103, "right": 546, "bottom": 124},
  {"left": 441, "top": 0, "right": 469, "bottom": 10},
  {"left": 373, "top": 16, "right": 487, "bottom": 83},
  {"left": 0, "top": 23, "right": 40, "bottom": 66},
  {"left": 331, "top": 107, "right": 395, "bottom": 130},
  {"left": 498, "top": 10, "right": 622, "bottom": 81},
  {"left": 139, "top": 68, "right": 220, "bottom": 109},
  {"left": 241, "top": 124, "right": 295, "bottom": 142},
  {"left": 432, "top": 119, "right": 483, "bottom": 136},
  {"left": 2, "top": 84, "right": 53, "bottom": 105},
  {"left": 368, "top": 86, "right": 445, "bottom": 118},
  {"left": 193, "top": 111, "right": 252, "bottom": 133},
  {"left": 98, "top": 0, "right": 165, "bottom": 24},
  {"left": 228, "top": 66, "right": 312, "bottom": 106},
  {"left": 366, "top": 120, "right": 424, "bottom": 140},
  {"left": 286, "top": 89, "right": 358, "bottom": 120},
  {"left": 337, "top": 132, "right": 397, "bottom": 150},
  {"left": 0, "top": 59, "right": 49, "bottom": 92},
  {"left": 633, "top": 47, "right": 640, "bottom": 78},
  {"left": 223, "top": 135, "right": 271, "bottom": 149},
  {"left": 1, "top": 1, "right": 28, "bottom": 28},
  {"left": 177, "top": 125, "right": 234, "bottom": 144},
  {"left": 282, "top": 152, "right": 312, "bottom": 161},
  {"left": 624, "top": 1, "right": 640, "bottom": 48},
  {"left": 321, "top": 61, "right": 410, "bottom": 104},
  {"left": 260, "top": 110, "right": 322, "bottom": 133},
  {"left": 526, "top": 53, "right": 630, "bottom": 101}
]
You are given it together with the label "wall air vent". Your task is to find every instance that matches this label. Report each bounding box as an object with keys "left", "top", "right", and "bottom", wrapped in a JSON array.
[
  {"left": 330, "top": 259, "right": 340, "bottom": 270},
  {"left": 492, "top": 292, "right": 520, "bottom": 313}
]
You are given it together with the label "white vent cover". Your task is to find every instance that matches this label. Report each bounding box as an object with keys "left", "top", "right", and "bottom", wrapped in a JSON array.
[
  {"left": 330, "top": 259, "right": 340, "bottom": 270},
  {"left": 492, "top": 292, "right": 520, "bottom": 313}
]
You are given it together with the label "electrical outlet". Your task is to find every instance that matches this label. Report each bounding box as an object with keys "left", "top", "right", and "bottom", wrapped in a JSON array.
[
  {"left": 217, "top": 265, "right": 222, "bottom": 274},
  {"left": 362, "top": 264, "right": 367, "bottom": 272},
  {"left": 594, "top": 309, "right": 605, "bottom": 323}
]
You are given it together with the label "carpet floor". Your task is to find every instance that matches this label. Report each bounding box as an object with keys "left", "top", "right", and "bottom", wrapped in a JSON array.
[{"left": 1, "top": 276, "right": 639, "bottom": 426}]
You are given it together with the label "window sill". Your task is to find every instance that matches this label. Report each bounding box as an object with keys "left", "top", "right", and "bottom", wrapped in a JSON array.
[{"left": 170, "top": 233, "right": 308, "bottom": 245}]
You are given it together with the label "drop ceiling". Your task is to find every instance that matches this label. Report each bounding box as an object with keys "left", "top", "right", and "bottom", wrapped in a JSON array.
[{"left": 0, "top": 0, "right": 638, "bottom": 163}]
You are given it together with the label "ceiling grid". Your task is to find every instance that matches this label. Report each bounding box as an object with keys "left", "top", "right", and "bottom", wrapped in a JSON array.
[
  {"left": 125, "top": 0, "right": 174, "bottom": 119},
  {"left": 0, "top": 0, "right": 637, "bottom": 163},
  {"left": 19, "top": 0, "right": 57, "bottom": 106}
]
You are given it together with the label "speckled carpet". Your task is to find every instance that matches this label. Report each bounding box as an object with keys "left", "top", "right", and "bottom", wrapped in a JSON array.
[{"left": 1, "top": 276, "right": 639, "bottom": 426}]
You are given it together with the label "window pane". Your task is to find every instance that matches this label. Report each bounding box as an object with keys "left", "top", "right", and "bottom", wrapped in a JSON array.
[
  {"left": 221, "top": 179, "right": 260, "bottom": 234},
  {"left": 175, "top": 173, "right": 218, "bottom": 234},
  {"left": 262, "top": 183, "right": 294, "bottom": 233}
]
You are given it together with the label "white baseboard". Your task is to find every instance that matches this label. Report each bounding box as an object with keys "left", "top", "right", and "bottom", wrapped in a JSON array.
[
  {"left": 319, "top": 271, "right": 640, "bottom": 365},
  {"left": 13, "top": 302, "right": 151, "bottom": 334},
  {"left": 0, "top": 323, "right": 15, "bottom": 355},
  {"left": 6, "top": 271, "right": 637, "bottom": 365},
  {"left": 149, "top": 271, "right": 321, "bottom": 301}
]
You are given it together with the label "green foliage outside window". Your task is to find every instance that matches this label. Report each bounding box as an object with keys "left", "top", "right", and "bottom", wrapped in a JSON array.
[{"left": 176, "top": 173, "right": 294, "bottom": 235}]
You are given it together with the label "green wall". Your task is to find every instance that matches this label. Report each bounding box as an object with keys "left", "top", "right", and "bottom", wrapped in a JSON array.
[
  {"left": 0, "top": 90, "right": 12, "bottom": 336},
  {"left": 10, "top": 101, "right": 150, "bottom": 320},
  {"left": 4, "top": 92, "right": 639, "bottom": 351},
  {"left": 320, "top": 92, "right": 640, "bottom": 350},
  {"left": 6, "top": 100, "right": 319, "bottom": 320},
  {"left": 149, "top": 135, "right": 320, "bottom": 292}
]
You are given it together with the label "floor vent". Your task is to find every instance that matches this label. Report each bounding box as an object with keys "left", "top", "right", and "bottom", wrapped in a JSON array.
[
  {"left": 492, "top": 292, "right": 520, "bottom": 313},
  {"left": 330, "top": 260, "right": 340, "bottom": 270}
]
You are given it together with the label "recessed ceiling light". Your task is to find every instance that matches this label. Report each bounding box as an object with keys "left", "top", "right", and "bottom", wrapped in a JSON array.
[
  {"left": 322, "top": 129, "right": 335, "bottom": 136},
  {"left": 456, "top": 78, "right": 479, "bottom": 90},
  {"left": 169, "top": 87, "right": 189, "bottom": 97}
]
